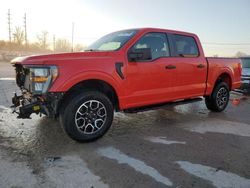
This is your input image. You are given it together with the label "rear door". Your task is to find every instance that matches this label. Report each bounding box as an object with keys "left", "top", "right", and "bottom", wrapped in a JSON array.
[{"left": 168, "top": 34, "right": 207, "bottom": 98}]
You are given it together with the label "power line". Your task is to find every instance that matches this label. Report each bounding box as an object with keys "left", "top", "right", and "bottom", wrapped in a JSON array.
[
  {"left": 202, "top": 42, "right": 250, "bottom": 46},
  {"left": 71, "top": 22, "right": 74, "bottom": 52}
]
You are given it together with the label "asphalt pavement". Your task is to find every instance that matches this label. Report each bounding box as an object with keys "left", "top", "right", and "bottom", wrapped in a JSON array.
[{"left": 0, "top": 61, "right": 250, "bottom": 188}]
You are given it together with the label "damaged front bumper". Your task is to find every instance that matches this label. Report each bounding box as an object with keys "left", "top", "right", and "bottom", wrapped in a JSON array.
[
  {"left": 12, "top": 92, "right": 64, "bottom": 119},
  {"left": 11, "top": 63, "right": 62, "bottom": 119}
]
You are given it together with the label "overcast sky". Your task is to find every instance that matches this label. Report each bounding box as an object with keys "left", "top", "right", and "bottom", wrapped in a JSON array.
[{"left": 0, "top": 0, "right": 249, "bottom": 56}]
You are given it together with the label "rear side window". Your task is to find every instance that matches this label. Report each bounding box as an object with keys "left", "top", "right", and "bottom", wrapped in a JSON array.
[
  {"left": 132, "top": 33, "right": 170, "bottom": 60},
  {"left": 171, "top": 34, "right": 199, "bottom": 57}
]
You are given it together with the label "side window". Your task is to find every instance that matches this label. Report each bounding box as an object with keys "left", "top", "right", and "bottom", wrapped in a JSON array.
[
  {"left": 171, "top": 34, "right": 199, "bottom": 57},
  {"left": 133, "top": 33, "right": 170, "bottom": 60}
]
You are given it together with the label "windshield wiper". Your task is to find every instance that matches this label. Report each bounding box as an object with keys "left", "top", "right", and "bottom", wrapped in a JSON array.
[{"left": 84, "top": 49, "right": 98, "bottom": 52}]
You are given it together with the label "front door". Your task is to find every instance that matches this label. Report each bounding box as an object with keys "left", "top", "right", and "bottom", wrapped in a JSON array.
[{"left": 124, "top": 32, "right": 177, "bottom": 108}]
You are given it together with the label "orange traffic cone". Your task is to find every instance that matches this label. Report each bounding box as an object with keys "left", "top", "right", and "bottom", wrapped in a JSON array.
[{"left": 232, "top": 98, "right": 241, "bottom": 106}]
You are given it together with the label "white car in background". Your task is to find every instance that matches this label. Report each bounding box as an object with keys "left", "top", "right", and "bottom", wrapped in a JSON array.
[{"left": 241, "top": 57, "right": 250, "bottom": 93}]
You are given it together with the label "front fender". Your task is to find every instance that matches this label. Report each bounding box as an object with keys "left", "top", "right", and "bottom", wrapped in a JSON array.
[{"left": 49, "top": 70, "right": 124, "bottom": 97}]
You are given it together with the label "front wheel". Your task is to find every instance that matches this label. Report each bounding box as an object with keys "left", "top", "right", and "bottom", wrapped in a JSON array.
[
  {"left": 205, "top": 82, "right": 230, "bottom": 112},
  {"left": 60, "top": 91, "right": 114, "bottom": 142}
]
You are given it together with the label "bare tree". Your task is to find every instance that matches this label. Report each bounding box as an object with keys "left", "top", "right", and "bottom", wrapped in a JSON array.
[
  {"left": 37, "top": 31, "right": 49, "bottom": 50},
  {"left": 55, "top": 38, "right": 71, "bottom": 52},
  {"left": 12, "top": 26, "right": 25, "bottom": 46},
  {"left": 0, "top": 40, "right": 6, "bottom": 50},
  {"left": 235, "top": 51, "right": 248, "bottom": 58},
  {"left": 74, "top": 43, "right": 85, "bottom": 52}
]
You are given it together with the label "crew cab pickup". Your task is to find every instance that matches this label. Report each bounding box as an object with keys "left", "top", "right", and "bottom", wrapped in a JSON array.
[{"left": 11, "top": 28, "right": 242, "bottom": 142}]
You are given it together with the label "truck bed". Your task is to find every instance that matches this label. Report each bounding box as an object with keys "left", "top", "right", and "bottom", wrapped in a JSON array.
[{"left": 205, "top": 57, "right": 242, "bottom": 95}]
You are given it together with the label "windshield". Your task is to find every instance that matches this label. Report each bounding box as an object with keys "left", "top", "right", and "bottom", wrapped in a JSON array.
[
  {"left": 241, "top": 58, "right": 250, "bottom": 68},
  {"left": 86, "top": 30, "right": 137, "bottom": 51}
]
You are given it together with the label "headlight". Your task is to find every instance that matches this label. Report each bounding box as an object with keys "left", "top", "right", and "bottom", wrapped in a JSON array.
[{"left": 27, "top": 66, "right": 58, "bottom": 94}]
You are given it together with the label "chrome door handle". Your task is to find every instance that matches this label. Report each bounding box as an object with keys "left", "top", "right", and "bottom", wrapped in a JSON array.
[{"left": 197, "top": 64, "right": 205, "bottom": 68}]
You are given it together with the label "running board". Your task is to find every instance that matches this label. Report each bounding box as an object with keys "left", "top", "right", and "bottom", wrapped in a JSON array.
[{"left": 124, "top": 97, "right": 203, "bottom": 113}]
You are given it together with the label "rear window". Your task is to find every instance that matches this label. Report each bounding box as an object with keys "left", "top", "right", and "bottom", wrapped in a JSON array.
[{"left": 171, "top": 34, "right": 199, "bottom": 57}]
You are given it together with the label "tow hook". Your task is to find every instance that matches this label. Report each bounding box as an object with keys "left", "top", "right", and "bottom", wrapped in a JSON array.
[{"left": 18, "top": 102, "right": 41, "bottom": 119}]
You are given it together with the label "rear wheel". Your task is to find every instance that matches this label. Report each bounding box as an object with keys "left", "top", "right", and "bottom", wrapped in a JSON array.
[
  {"left": 60, "top": 91, "right": 114, "bottom": 142},
  {"left": 205, "top": 82, "right": 230, "bottom": 112}
]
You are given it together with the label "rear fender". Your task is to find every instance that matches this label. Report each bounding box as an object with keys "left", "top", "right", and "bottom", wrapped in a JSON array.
[{"left": 206, "top": 67, "right": 233, "bottom": 95}]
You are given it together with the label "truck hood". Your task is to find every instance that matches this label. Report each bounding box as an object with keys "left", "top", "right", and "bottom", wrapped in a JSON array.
[{"left": 11, "top": 51, "right": 114, "bottom": 65}]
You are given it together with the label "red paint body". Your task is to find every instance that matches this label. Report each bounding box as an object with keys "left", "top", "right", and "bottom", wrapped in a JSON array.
[{"left": 15, "top": 28, "right": 242, "bottom": 110}]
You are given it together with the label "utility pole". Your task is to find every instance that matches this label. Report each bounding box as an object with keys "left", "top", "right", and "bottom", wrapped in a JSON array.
[
  {"left": 7, "top": 9, "right": 11, "bottom": 43},
  {"left": 71, "top": 22, "right": 74, "bottom": 52},
  {"left": 53, "top": 34, "right": 56, "bottom": 52},
  {"left": 24, "top": 13, "right": 28, "bottom": 47}
]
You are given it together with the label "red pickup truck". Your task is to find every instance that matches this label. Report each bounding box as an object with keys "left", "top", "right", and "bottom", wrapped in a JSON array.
[{"left": 11, "top": 28, "right": 242, "bottom": 142}]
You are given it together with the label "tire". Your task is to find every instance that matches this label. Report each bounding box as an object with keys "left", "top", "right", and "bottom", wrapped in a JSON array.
[
  {"left": 59, "top": 91, "right": 114, "bottom": 142},
  {"left": 205, "top": 82, "right": 230, "bottom": 112}
]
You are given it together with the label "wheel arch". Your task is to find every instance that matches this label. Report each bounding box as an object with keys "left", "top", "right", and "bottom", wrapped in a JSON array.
[
  {"left": 215, "top": 72, "right": 232, "bottom": 90},
  {"left": 59, "top": 79, "right": 120, "bottom": 114}
]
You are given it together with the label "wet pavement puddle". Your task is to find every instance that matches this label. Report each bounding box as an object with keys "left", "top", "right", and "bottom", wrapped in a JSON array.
[
  {"left": 98, "top": 146, "right": 173, "bottom": 187},
  {"left": 43, "top": 155, "right": 109, "bottom": 188},
  {"left": 145, "top": 136, "right": 186, "bottom": 145},
  {"left": 182, "top": 118, "right": 250, "bottom": 137},
  {"left": 177, "top": 161, "right": 250, "bottom": 188}
]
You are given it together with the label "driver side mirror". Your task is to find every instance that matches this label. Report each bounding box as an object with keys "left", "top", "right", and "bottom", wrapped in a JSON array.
[{"left": 128, "top": 48, "right": 152, "bottom": 62}]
